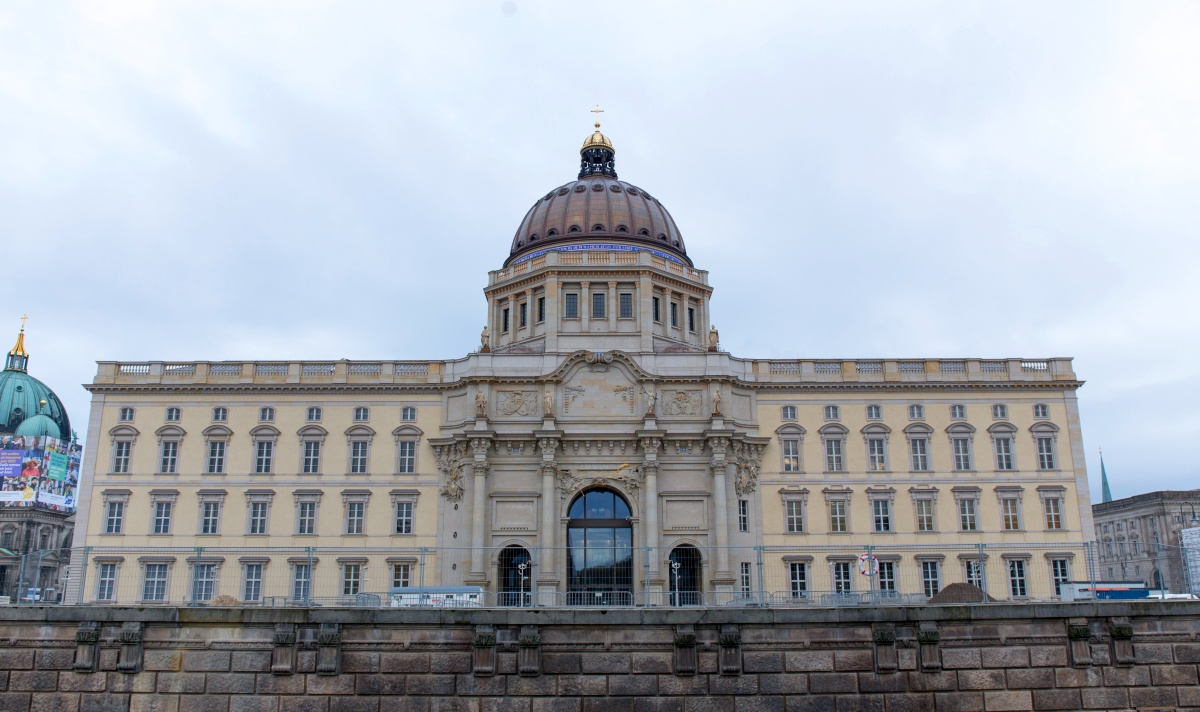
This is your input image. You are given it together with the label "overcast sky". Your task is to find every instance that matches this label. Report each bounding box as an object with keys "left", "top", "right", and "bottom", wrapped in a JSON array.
[{"left": 2, "top": 2, "right": 1197, "bottom": 500}]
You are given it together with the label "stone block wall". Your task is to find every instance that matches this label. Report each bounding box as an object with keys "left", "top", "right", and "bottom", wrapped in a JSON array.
[{"left": 0, "top": 602, "right": 1198, "bottom": 711}]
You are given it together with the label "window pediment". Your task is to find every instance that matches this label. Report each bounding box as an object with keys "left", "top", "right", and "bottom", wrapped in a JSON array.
[
  {"left": 392, "top": 424, "right": 424, "bottom": 439},
  {"left": 155, "top": 425, "right": 186, "bottom": 440},
  {"left": 203, "top": 424, "right": 233, "bottom": 439},
  {"left": 818, "top": 423, "right": 848, "bottom": 436},
  {"left": 903, "top": 422, "right": 933, "bottom": 436},
  {"left": 249, "top": 424, "right": 280, "bottom": 439},
  {"left": 987, "top": 422, "right": 1018, "bottom": 435},
  {"left": 775, "top": 423, "right": 806, "bottom": 438},
  {"left": 946, "top": 422, "right": 976, "bottom": 434},
  {"left": 297, "top": 424, "right": 328, "bottom": 438},
  {"left": 108, "top": 424, "right": 139, "bottom": 439},
  {"left": 1030, "top": 422, "right": 1060, "bottom": 434},
  {"left": 345, "top": 425, "right": 376, "bottom": 438},
  {"left": 861, "top": 423, "right": 891, "bottom": 435}
]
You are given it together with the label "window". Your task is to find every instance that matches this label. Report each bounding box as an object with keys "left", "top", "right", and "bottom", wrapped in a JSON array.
[
  {"left": 877, "top": 561, "right": 895, "bottom": 591},
  {"left": 346, "top": 501, "right": 365, "bottom": 535},
  {"left": 297, "top": 502, "right": 317, "bottom": 535},
  {"left": 392, "top": 563, "right": 412, "bottom": 588},
  {"left": 354, "top": 407, "right": 370, "bottom": 422},
  {"left": 395, "top": 501, "right": 414, "bottom": 534},
  {"left": 565, "top": 293, "right": 579, "bottom": 319},
  {"left": 788, "top": 562, "right": 807, "bottom": 598},
  {"left": 687, "top": 307, "right": 695, "bottom": 332},
  {"left": 306, "top": 407, "right": 322, "bottom": 422},
  {"left": 165, "top": 407, "right": 181, "bottom": 422},
  {"left": 959, "top": 497, "right": 978, "bottom": 531},
  {"left": 1051, "top": 559, "right": 1070, "bottom": 596},
  {"left": 1, "top": 530, "right": 12, "bottom": 548},
  {"left": 872, "top": 499, "right": 892, "bottom": 532},
  {"left": 502, "top": 307, "right": 510, "bottom": 332},
  {"left": 950, "top": 404, "right": 966, "bottom": 420},
  {"left": 206, "top": 441, "right": 225, "bottom": 474},
  {"left": 921, "top": 561, "right": 941, "bottom": 597},
  {"left": 1037, "top": 437, "right": 1055, "bottom": 469},
  {"left": 343, "top": 563, "right": 362, "bottom": 596},
  {"left": 866, "top": 405, "right": 882, "bottom": 420},
  {"left": 867, "top": 438, "right": 887, "bottom": 471},
  {"left": 112, "top": 441, "right": 132, "bottom": 474},
  {"left": 670, "top": 302, "right": 678, "bottom": 327},
  {"left": 259, "top": 407, "right": 275, "bottom": 422},
  {"left": 1008, "top": 560, "right": 1028, "bottom": 597},
  {"left": 143, "top": 564, "right": 169, "bottom": 601},
  {"left": 243, "top": 563, "right": 263, "bottom": 602},
  {"left": 255, "top": 441, "right": 274, "bottom": 473},
  {"left": 781, "top": 405, "right": 797, "bottom": 421},
  {"left": 153, "top": 501, "right": 172, "bottom": 535},
  {"left": 824, "top": 405, "right": 840, "bottom": 420},
  {"left": 105, "top": 501, "right": 124, "bottom": 534},
  {"left": 537, "top": 297, "right": 546, "bottom": 323},
  {"left": 740, "top": 562, "right": 752, "bottom": 597},
  {"left": 829, "top": 500, "right": 848, "bottom": 533},
  {"left": 833, "top": 562, "right": 852, "bottom": 593},
  {"left": 592, "top": 292, "right": 605, "bottom": 319},
  {"left": 786, "top": 500, "right": 805, "bottom": 533},
  {"left": 302, "top": 441, "right": 322, "bottom": 474},
  {"left": 992, "top": 404, "right": 1008, "bottom": 419},
  {"left": 292, "top": 564, "right": 311, "bottom": 601},
  {"left": 96, "top": 563, "right": 118, "bottom": 601},
  {"left": 397, "top": 441, "right": 416, "bottom": 474},
  {"left": 738, "top": 499, "right": 749, "bottom": 532},
  {"left": 159, "top": 441, "right": 178, "bottom": 474},
  {"left": 908, "top": 404, "right": 924, "bottom": 420},
  {"left": 200, "top": 501, "right": 221, "bottom": 535},
  {"left": 1044, "top": 498, "right": 1063, "bottom": 530},
  {"left": 910, "top": 438, "right": 929, "bottom": 471},
  {"left": 782, "top": 439, "right": 801, "bottom": 472},
  {"left": 350, "top": 441, "right": 369, "bottom": 474},
  {"left": 519, "top": 301, "right": 527, "bottom": 328},
  {"left": 652, "top": 297, "right": 661, "bottom": 322},
  {"left": 952, "top": 437, "right": 972, "bottom": 471},
  {"left": 825, "top": 438, "right": 843, "bottom": 472},
  {"left": 212, "top": 407, "right": 227, "bottom": 422},
  {"left": 916, "top": 499, "right": 935, "bottom": 532},
  {"left": 401, "top": 407, "right": 417, "bottom": 422},
  {"left": 191, "top": 563, "right": 217, "bottom": 602},
  {"left": 619, "top": 293, "right": 633, "bottom": 319},
  {"left": 1001, "top": 497, "right": 1021, "bottom": 531},
  {"left": 118, "top": 407, "right": 135, "bottom": 422},
  {"left": 249, "top": 502, "right": 269, "bottom": 535},
  {"left": 1034, "top": 404, "right": 1050, "bottom": 419},
  {"left": 994, "top": 437, "right": 1013, "bottom": 470},
  {"left": 965, "top": 560, "right": 983, "bottom": 588}
]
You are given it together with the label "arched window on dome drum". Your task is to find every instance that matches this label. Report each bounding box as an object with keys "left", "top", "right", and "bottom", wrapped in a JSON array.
[
  {"left": 668, "top": 545, "right": 702, "bottom": 606},
  {"left": 566, "top": 488, "right": 633, "bottom": 606},
  {"left": 497, "top": 545, "right": 532, "bottom": 607}
]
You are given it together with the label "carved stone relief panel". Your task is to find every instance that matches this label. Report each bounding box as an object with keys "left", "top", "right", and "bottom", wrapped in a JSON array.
[
  {"left": 661, "top": 390, "right": 703, "bottom": 417},
  {"left": 496, "top": 391, "right": 537, "bottom": 417},
  {"left": 560, "top": 366, "right": 638, "bottom": 418}
]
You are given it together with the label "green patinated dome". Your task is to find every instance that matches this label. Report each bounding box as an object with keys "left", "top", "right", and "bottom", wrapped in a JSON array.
[
  {"left": 1, "top": 327, "right": 71, "bottom": 439},
  {"left": 14, "top": 412, "right": 61, "bottom": 439}
]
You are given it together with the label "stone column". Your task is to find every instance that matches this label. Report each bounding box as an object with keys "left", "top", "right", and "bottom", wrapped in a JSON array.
[
  {"left": 544, "top": 276, "right": 559, "bottom": 351},
  {"left": 580, "top": 281, "right": 590, "bottom": 331},
  {"left": 467, "top": 436, "right": 492, "bottom": 584},
  {"left": 607, "top": 281, "right": 617, "bottom": 331},
  {"left": 640, "top": 435, "right": 664, "bottom": 603},
  {"left": 709, "top": 437, "right": 732, "bottom": 578},
  {"left": 638, "top": 274, "right": 655, "bottom": 351},
  {"left": 536, "top": 437, "right": 561, "bottom": 604}
]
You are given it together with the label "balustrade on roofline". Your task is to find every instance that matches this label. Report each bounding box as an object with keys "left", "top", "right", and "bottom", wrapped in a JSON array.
[{"left": 764, "top": 358, "right": 1072, "bottom": 382}]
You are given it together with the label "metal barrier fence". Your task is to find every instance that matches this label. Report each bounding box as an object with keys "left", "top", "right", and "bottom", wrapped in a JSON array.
[{"left": 5, "top": 541, "right": 1198, "bottom": 608}]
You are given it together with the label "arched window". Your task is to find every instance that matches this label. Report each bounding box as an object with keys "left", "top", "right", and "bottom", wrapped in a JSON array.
[
  {"left": 566, "top": 488, "right": 633, "bottom": 605},
  {"left": 497, "top": 546, "right": 532, "bottom": 607},
  {"left": 668, "top": 545, "right": 702, "bottom": 606}
]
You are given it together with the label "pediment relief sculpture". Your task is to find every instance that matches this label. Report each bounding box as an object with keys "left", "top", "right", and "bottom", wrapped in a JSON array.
[
  {"left": 661, "top": 390, "right": 703, "bottom": 417},
  {"left": 496, "top": 390, "right": 537, "bottom": 417}
]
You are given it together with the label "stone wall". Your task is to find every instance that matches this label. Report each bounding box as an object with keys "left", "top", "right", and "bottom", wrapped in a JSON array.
[{"left": 1, "top": 602, "right": 1199, "bottom": 711}]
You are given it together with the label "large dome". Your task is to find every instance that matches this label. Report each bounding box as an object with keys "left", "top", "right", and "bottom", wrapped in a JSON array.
[
  {"left": 1, "top": 327, "right": 71, "bottom": 439},
  {"left": 506, "top": 125, "right": 689, "bottom": 267}
]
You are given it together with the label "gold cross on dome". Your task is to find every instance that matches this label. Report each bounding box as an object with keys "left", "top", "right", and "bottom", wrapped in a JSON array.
[
  {"left": 591, "top": 105, "right": 604, "bottom": 128},
  {"left": 19, "top": 314, "right": 27, "bottom": 331}
]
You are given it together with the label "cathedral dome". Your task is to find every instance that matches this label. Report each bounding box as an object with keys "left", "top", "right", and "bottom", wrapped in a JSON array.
[
  {"left": 14, "top": 412, "right": 61, "bottom": 439},
  {"left": 1, "top": 326, "right": 71, "bottom": 439},
  {"left": 506, "top": 123, "right": 689, "bottom": 267}
]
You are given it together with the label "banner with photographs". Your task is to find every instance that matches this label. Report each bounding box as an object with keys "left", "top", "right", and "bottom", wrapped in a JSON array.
[{"left": 0, "top": 435, "right": 80, "bottom": 512}]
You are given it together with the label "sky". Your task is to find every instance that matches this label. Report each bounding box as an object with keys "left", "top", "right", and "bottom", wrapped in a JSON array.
[{"left": 1, "top": 2, "right": 1197, "bottom": 500}]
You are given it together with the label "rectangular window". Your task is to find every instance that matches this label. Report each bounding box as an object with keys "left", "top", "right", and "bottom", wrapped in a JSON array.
[
  {"left": 1037, "top": 437, "right": 1055, "bottom": 469},
  {"left": 592, "top": 292, "right": 605, "bottom": 319},
  {"left": 738, "top": 499, "right": 749, "bottom": 532},
  {"left": 921, "top": 561, "right": 941, "bottom": 598},
  {"left": 908, "top": 404, "right": 924, "bottom": 419},
  {"left": 992, "top": 404, "right": 1008, "bottom": 419},
  {"left": 343, "top": 564, "right": 362, "bottom": 596},
  {"left": 249, "top": 502, "right": 269, "bottom": 535},
  {"left": 306, "top": 407, "right": 322, "bottom": 422},
  {"left": 191, "top": 563, "right": 217, "bottom": 602},
  {"left": 259, "top": 406, "right": 275, "bottom": 422},
  {"left": 1008, "top": 560, "right": 1028, "bottom": 597},
  {"left": 877, "top": 561, "right": 895, "bottom": 591},
  {"left": 297, "top": 502, "right": 317, "bottom": 535},
  {"left": 670, "top": 302, "right": 678, "bottom": 327},
  {"left": 619, "top": 293, "right": 633, "bottom": 319},
  {"left": 143, "top": 564, "right": 168, "bottom": 601},
  {"left": 354, "top": 406, "right": 370, "bottom": 421},
  {"left": 652, "top": 297, "right": 661, "bottom": 322},
  {"left": 785, "top": 500, "right": 804, "bottom": 533},
  {"left": 564, "top": 293, "right": 579, "bottom": 319},
  {"left": 255, "top": 441, "right": 273, "bottom": 474},
  {"left": 350, "top": 441, "right": 369, "bottom": 474},
  {"left": 401, "top": 406, "right": 417, "bottom": 422},
  {"left": 740, "top": 561, "right": 752, "bottom": 597},
  {"left": 346, "top": 502, "right": 365, "bottom": 535},
  {"left": 788, "top": 562, "right": 807, "bottom": 598},
  {"left": 1044, "top": 498, "right": 1063, "bottom": 530},
  {"left": 160, "top": 441, "right": 178, "bottom": 474},
  {"left": 96, "top": 563, "right": 117, "bottom": 601},
  {"left": 952, "top": 438, "right": 972, "bottom": 470},
  {"left": 916, "top": 499, "right": 935, "bottom": 532},
  {"left": 118, "top": 407, "right": 135, "bottom": 422},
  {"left": 910, "top": 438, "right": 929, "bottom": 471},
  {"left": 872, "top": 499, "right": 891, "bottom": 532},
  {"left": 165, "top": 407, "right": 181, "bottom": 422},
  {"left": 782, "top": 405, "right": 797, "bottom": 421},
  {"left": 950, "top": 404, "right": 966, "bottom": 419},
  {"left": 866, "top": 404, "right": 882, "bottom": 420},
  {"left": 112, "top": 441, "right": 131, "bottom": 474},
  {"left": 687, "top": 307, "right": 695, "bottom": 332},
  {"left": 395, "top": 501, "right": 414, "bottom": 534},
  {"left": 519, "top": 302, "right": 527, "bottom": 327},
  {"left": 243, "top": 564, "right": 263, "bottom": 602},
  {"left": 833, "top": 562, "right": 852, "bottom": 593},
  {"left": 824, "top": 405, "right": 840, "bottom": 420},
  {"left": 1051, "top": 559, "right": 1070, "bottom": 596},
  {"left": 994, "top": 438, "right": 1013, "bottom": 470},
  {"left": 200, "top": 502, "right": 221, "bottom": 535},
  {"left": 825, "top": 439, "right": 843, "bottom": 472},
  {"left": 537, "top": 297, "right": 545, "bottom": 322},
  {"left": 959, "top": 498, "right": 978, "bottom": 531},
  {"left": 965, "top": 560, "right": 983, "bottom": 588},
  {"left": 397, "top": 441, "right": 416, "bottom": 474},
  {"left": 303, "top": 441, "right": 321, "bottom": 474},
  {"left": 292, "top": 564, "right": 311, "bottom": 601},
  {"left": 392, "top": 563, "right": 412, "bottom": 588},
  {"left": 502, "top": 308, "right": 510, "bottom": 332},
  {"left": 205, "top": 441, "right": 225, "bottom": 475},
  {"left": 105, "top": 501, "right": 124, "bottom": 534},
  {"left": 1002, "top": 498, "right": 1021, "bottom": 531},
  {"left": 867, "top": 438, "right": 887, "bottom": 471},
  {"left": 1034, "top": 404, "right": 1050, "bottom": 419},
  {"left": 782, "top": 439, "right": 800, "bottom": 472},
  {"left": 152, "top": 501, "right": 172, "bottom": 534},
  {"left": 829, "top": 500, "right": 847, "bottom": 533}
]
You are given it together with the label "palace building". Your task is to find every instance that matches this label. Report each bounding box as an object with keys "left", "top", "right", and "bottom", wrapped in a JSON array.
[{"left": 66, "top": 122, "right": 1095, "bottom": 606}]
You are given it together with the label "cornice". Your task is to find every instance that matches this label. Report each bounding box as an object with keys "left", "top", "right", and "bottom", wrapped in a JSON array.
[
  {"left": 736, "top": 380, "right": 1086, "bottom": 393},
  {"left": 84, "top": 383, "right": 453, "bottom": 395}
]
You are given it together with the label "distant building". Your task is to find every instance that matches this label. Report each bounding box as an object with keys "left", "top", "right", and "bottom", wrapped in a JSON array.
[{"left": 1092, "top": 490, "right": 1200, "bottom": 592}]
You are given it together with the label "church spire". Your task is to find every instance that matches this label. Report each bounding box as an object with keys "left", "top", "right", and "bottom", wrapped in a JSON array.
[
  {"left": 5, "top": 315, "right": 28, "bottom": 372},
  {"left": 1100, "top": 449, "right": 1113, "bottom": 503}
]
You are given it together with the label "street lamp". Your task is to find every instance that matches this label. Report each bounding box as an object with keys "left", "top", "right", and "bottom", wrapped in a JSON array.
[
  {"left": 670, "top": 560, "right": 681, "bottom": 606},
  {"left": 517, "top": 562, "right": 529, "bottom": 607}
]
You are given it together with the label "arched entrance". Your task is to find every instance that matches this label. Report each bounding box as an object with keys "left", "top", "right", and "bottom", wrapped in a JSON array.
[
  {"left": 497, "top": 545, "right": 532, "bottom": 606},
  {"left": 668, "top": 545, "right": 702, "bottom": 606},
  {"left": 566, "top": 488, "right": 633, "bottom": 605}
]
